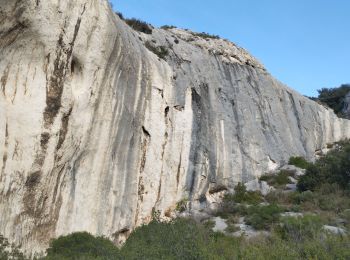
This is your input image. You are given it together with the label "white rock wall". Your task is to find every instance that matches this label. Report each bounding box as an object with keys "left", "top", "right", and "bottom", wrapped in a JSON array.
[{"left": 0, "top": 0, "right": 349, "bottom": 254}]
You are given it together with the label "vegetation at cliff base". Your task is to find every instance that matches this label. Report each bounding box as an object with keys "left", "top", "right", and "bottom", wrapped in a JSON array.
[
  {"left": 40, "top": 140, "right": 350, "bottom": 260},
  {"left": 44, "top": 218, "right": 350, "bottom": 260},
  {"left": 297, "top": 140, "right": 350, "bottom": 192},
  {"left": 310, "top": 84, "right": 350, "bottom": 118}
]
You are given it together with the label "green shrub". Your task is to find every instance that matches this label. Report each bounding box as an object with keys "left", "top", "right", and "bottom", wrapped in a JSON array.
[
  {"left": 43, "top": 219, "right": 350, "bottom": 260},
  {"left": 225, "top": 224, "right": 240, "bottom": 233},
  {"left": 115, "top": 12, "right": 124, "bottom": 20},
  {"left": 298, "top": 141, "right": 350, "bottom": 192},
  {"left": 260, "top": 170, "right": 294, "bottom": 188},
  {"left": 45, "top": 232, "right": 120, "bottom": 259},
  {"left": 292, "top": 190, "right": 315, "bottom": 204},
  {"left": 125, "top": 18, "right": 152, "bottom": 34},
  {"left": 288, "top": 156, "right": 311, "bottom": 169},
  {"left": 225, "top": 183, "right": 263, "bottom": 205},
  {"left": 175, "top": 198, "right": 188, "bottom": 213},
  {"left": 192, "top": 32, "right": 220, "bottom": 39},
  {"left": 277, "top": 215, "right": 324, "bottom": 242},
  {"left": 316, "top": 84, "right": 350, "bottom": 118},
  {"left": 120, "top": 219, "right": 210, "bottom": 259},
  {"left": 145, "top": 41, "right": 169, "bottom": 60},
  {"left": 341, "top": 209, "right": 350, "bottom": 228},
  {"left": 203, "top": 219, "right": 215, "bottom": 230},
  {"left": 160, "top": 25, "right": 176, "bottom": 30},
  {"left": 245, "top": 204, "right": 284, "bottom": 230}
]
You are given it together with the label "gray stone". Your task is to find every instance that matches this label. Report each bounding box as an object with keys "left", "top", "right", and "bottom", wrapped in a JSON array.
[
  {"left": 281, "top": 212, "right": 304, "bottom": 217},
  {"left": 288, "top": 176, "right": 298, "bottom": 184},
  {"left": 285, "top": 183, "right": 297, "bottom": 191},
  {"left": 323, "top": 225, "right": 347, "bottom": 235},
  {"left": 212, "top": 217, "right": 228, "bottom": 233},
  {"left": 245, "top": 179, "right": 275, "bottom": 196}
]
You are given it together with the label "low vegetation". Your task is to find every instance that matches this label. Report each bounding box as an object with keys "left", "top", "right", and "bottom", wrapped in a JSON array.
[
  {"left": 160, "top": 25, "right": 177, "bottom": 30},
  {"left": 124, "top": 18, "right": 153, "bottom": 34},
  {"left": 29, "top": 140, "right": 350, "bottom": 259},
  {"left": 288, "top": 156, "right": 311, "bottom": 169},
  {"left": 298, "top": 140, "right": 350, "bottom": 191},
  {"left": 245, "top": 204, "right": 284, "bottom": 230},
  {"left": 259, "top": 170, "right": 294, "bottom": 188},
  {"left": 44, "top": 217, "right": 350, "bottom": 259},
  {"left": 45, "top": 232, "right": 119, "bottom": 260},
  {"left": 145, "top": 41, "right": 169, "bottom": 60},
  {"left": 310, "top": 84, "right": 350, "bottom": 118},
  {"left": 192, "top": 31, "right": 220, "bottom": 39},
  {"left": 224, "top": 182, "right": 263, "bottom": 205}
]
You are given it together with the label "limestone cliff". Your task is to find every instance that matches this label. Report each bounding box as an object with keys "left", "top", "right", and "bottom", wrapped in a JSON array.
[{"left": 0, "top": 0, "right": 349, "bottom": 254}]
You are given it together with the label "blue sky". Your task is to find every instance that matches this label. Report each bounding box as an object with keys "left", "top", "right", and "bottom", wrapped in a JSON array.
[{"left": 110, "top": 0, "right": 349, "bottom": 97}]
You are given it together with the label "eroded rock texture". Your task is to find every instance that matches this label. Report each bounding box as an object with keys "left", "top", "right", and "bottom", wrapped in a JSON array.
[{"left": 0, "top": 0, "right": 349, "bottom": 254}]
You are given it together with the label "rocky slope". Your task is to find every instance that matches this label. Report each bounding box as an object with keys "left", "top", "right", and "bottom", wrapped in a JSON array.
[{"left": 0, "top": 0, "right": 350, "bottom": 254}]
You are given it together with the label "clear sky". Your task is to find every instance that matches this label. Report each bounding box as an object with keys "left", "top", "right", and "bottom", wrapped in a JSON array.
[{"left": 110, "top": 0, "right": 349, "bottom": 97}]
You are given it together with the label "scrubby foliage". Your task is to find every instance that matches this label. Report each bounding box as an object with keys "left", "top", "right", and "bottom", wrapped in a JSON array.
[
  {"left": 125, "top": 18, "right": 153, "bottom": 34},
  {"left": 192, "top": 32, "right": 220, "bottom": 39},
  {"left": 115, "top": 12, "right": 124, "bottom": 20},
  {"left": 260, "top": 170, "right": 294, "bottom": 188},
  {"left": 44, "top": 218, "right": 350, "bottom": 260},
  {"left": 45, "top": 232, "right": 120, "bottom": 259},
  {"left": 145, "top": 41, "right": 169, "bottom": 60},
  {"left": 224, "top": 182, "right": 263, "bottom": 205},
  {"left": 298, "top": 141, "right": 350, "bottom": 192},
  {"left": 160, "top": 25, "right": 177, "bottom": 30},
  {"left": 288, "top": 156, "right": 311, "bottom": 169},
  {"left": 277, "top": 215, "right": 324, "bottom": 242},
  {"left": 245, "top": 204, "right": 284, "bottom": 230},
  {"left": 121, "top": 219, "right": 210, "bottom": 259},
  {"left": 41, "top": 141, "right": 350, "bottom": 259},
  {"left": 313, "top": 84, "right": 350, "bottom": 118}
]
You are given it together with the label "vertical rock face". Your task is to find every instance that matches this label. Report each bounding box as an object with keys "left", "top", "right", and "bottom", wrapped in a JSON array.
[{"left": 0, "top": 0, "right": 349, "bottom": 254}]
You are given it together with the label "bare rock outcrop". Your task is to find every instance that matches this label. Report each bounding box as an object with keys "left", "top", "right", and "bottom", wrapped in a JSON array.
[{"left": 0, "top": 0, "right": 349, "bottom": 254}]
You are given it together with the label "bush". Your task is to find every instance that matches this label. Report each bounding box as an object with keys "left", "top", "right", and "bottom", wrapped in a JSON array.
[
  {"left": 316, "top": 84, "right": 350, "bottom": 118},
  {"left": 224, "top": 183, "right": 263, "bottom": 205},
  {"left": 277, "top": 215, "right": 324, "bottom": 242},
  {"left": 43, "top": 219, "right": 350, "bottom": 260},
  {"left": 160, "top": 25, "right": 176, "bottom": 30},
  {"left": 192, "top": 32, "right": 220, "bottom": 39},
  {"left": 175, "top": 198, "right": 188, "bottom": 213},
  {"left": 125, "top": 18, "right": 152, "bottom": 34},
  {"left": 260, "top": 170, "right": 294, "bottom": 188},
  {"left": 120, "top": 219, "right": 210, "bottom": 259},
  {"left": 245, "top": 204, "right": 284, "bottom": 230},
  {"left": 45, "top": 232, "right": 120, "bottom": 259},
  {"left": 115, "top": 12, "right": 124, "bottom": 20},
  {"left": 145, "top": 41, "right": 169, "bottom": 60},
  {"left": 288, "top": 156, "right": 311, "bottom": 169},
  {"left": 298, "top": 141, "right": 350, "bottom": 192}
]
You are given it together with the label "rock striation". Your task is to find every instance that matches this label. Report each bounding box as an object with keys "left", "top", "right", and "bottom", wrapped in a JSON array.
[{"left": 0, "top": 0, "right": 350, "bottom": 254}]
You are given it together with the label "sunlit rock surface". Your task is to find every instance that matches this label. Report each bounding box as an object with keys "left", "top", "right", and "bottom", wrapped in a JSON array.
[{"left": 0, "top": 0, "right": 349, "bottom": 254}]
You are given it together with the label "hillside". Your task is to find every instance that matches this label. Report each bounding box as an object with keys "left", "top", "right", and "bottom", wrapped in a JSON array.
[{"left": 0, "top": 0, "right": 350, "bottom": 255}]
